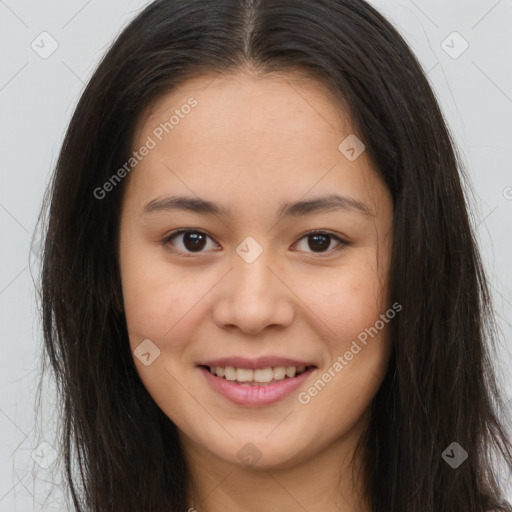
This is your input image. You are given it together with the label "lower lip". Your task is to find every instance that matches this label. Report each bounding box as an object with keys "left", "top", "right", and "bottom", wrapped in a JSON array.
[{"left": 199, "top": 366, "right": 316, "bottom": 406}]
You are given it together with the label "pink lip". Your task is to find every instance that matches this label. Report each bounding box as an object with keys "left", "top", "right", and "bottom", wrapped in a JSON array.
[
  {"left": 199, "top": 356, "right": 315, "bottom": 370},
  {"left": 199, "top": 366, "right": 316, "bottom": 406}
]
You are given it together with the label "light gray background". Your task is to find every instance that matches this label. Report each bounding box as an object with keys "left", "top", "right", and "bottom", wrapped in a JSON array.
[{"left": 0, "top": 0, "right": 511, "bottom": 510}]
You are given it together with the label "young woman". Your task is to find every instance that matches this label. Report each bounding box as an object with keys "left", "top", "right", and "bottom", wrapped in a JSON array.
[{"left": 36, "top": 0, "right": 512, "bottom": 510}]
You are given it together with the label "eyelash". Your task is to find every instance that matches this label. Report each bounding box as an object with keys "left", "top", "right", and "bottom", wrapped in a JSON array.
[{"left": 161, "top": 229, "right": 349, "bottom": 258}]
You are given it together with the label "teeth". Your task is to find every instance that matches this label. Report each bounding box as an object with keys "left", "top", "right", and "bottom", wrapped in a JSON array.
[
  {"left": 236, "top": 368, "right": 253, "bottom": 382},
  {"left": 207, "top": 365, "right": 310, "bottom": 383},
  {"left": 224, "top": 367, "right": 237, "bottom": 381},
  {"left": 273, "top": 366, "right": 286, "bottom": 380},
  {"left": 254, "top": 367, "right": 274, "bottom": 383},
  {"left": 285, "top": 366, "right": 296, "bottom": 378}
]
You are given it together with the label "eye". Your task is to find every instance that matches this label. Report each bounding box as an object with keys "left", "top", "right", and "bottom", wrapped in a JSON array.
[
  {"left": 293, "top": 230, "right": 348, "bottom": 256},
  {"left": 162, "top": 229, "right": 348, "bottom": 257},
  {"left": 162, "top": 229, "right": 219, "bottom": 256}
]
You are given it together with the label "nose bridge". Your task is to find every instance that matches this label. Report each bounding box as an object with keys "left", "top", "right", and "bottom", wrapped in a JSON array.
[
  {"left": 234, "top": 247, "right": 274, "bottom": 301},
  {"left": 212, "top": 243, "right": 294, "bottom": 333}
]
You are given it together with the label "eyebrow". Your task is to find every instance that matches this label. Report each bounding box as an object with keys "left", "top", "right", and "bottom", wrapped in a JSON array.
[{"left": 140, "top": 193, "right": 375, "bottom": 220}]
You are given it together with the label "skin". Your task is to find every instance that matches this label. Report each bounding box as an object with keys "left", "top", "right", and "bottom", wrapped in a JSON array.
[{"left": 119, "top": 67, "right": 394, "bottom": 512}]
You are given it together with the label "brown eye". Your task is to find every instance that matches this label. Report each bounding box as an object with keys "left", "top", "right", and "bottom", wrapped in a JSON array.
[
  {"left": 307, "top": 233, "right": 331, "bottom": 252},
  {"left": 294, "top": 231, "right": 347, "bottom": 256},
  {"left": 162, "top": 229, "right": 348, "bottom": 258},
  {"left": 163, "top": 229, "right": 218, "bottom": 255},
  {"left": 180, "top": 232, "right": 207, "bottom": 252}
]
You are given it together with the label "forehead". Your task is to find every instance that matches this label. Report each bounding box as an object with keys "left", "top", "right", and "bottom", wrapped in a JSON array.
[
  {"left": 136, "top": 68, "right": 353, "bottom": 148},
  {"left": 126, "top": 69, "right": 388, "bottom": 220}
]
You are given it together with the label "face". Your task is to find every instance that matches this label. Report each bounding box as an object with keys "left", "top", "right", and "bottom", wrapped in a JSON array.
[{"left": 118, "top": 69, "right": 394, "bottom": 471}]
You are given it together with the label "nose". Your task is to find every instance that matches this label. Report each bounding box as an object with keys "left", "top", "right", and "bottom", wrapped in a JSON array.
[{"left": 211, "top": 250, "right": 295, "bottom": 335}]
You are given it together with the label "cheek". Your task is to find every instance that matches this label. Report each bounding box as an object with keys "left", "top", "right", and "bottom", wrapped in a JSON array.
[
  {"left": 298, "top": 262, "right": 392, "bottom": 434},
  {"left": 302, "top": 248, "right": 389, "bottom": 342},
  {"left": 120, "top": 242, "right": 189, "bottom": 345}
]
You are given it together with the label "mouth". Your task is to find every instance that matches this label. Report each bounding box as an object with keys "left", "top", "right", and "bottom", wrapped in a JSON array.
[
  {"left": 197, "top": 363, "right": 317, "bottom": 406},
  {"left": 199, "top": 364, "right": 315, "bottom": 385}
]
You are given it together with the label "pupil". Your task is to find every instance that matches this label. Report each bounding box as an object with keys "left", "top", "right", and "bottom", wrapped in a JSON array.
[
  {"left": 309, "top": 234, "right": 330, "bottom": 252},
  {"left": 184, "top": 232, "right": 206, "bottom": 252}
]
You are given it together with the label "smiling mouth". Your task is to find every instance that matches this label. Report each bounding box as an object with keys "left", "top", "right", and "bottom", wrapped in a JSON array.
[{"left": 199, "top": 364, "right": 316, "bottom": 386}]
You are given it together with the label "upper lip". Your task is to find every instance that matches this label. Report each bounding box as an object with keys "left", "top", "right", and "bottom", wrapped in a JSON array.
[{"left": 198, "top": 356, "right": 317, "bottom": 370}]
